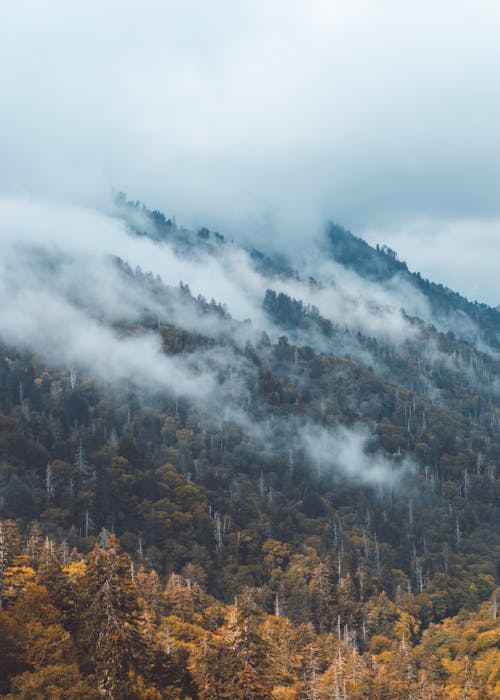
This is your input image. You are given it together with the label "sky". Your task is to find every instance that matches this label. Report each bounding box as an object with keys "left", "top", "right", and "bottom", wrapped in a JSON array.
[{"left": 1, "top": 1, "right": 500, "bottom": 304}]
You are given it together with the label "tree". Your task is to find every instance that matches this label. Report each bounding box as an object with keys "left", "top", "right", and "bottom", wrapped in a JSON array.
[
  {"left": 80, "top": 534, "right": 139, "bottom": 699},
  {"left": 0, "top": 519, "right": 23, "bottom": 609},
  {"left": 194, "top": 591, "right": 274, "bottom": 699},
  {"left": 225, "top": 591, "right": 274, "bottom": 699}
]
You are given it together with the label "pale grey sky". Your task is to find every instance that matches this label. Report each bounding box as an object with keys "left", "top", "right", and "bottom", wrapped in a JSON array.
[{"left": 1, "top": 1, "right": 500, "bottom": 303}]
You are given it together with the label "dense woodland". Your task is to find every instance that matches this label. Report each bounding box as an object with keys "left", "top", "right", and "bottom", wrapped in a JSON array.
[{"left": 0, "top": 202, "right": 499, "bottom": 698}]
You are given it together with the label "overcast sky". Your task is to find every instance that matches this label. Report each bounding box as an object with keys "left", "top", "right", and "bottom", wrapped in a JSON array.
[{"left": 1, "top": 1, "right": 500, "bottom": 304}]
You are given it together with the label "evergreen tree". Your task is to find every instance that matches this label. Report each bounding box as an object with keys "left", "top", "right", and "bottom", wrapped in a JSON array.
[
  {"left": 80, "top": 534, "right": 139, "bottom": 699},
  {"left": 0, "top": 519, "right": 23, "bottom": 609},
  {"left": 225, "top": 591, "right": 274, "bottom": 699}
]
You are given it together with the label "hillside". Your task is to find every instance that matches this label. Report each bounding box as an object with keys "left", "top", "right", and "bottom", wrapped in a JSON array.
[{"left": 0, "top": 197, "right": 498, "bottom": 699}]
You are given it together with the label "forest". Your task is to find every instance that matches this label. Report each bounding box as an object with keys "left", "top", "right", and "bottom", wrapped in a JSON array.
[{"left": 0, "top": 198, "right": 499, "bottom": 698}]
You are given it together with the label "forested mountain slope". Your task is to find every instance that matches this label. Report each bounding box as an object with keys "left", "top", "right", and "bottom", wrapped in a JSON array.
[{"left": 0, "top": 197, "right": 498, "bottom": 698}]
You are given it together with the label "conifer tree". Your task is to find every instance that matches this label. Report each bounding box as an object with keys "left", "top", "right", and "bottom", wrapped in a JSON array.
[
  {"left": 80, "top": 534, "right": 139, "bottom": 699},
  {"left": 225, "top": 591, "right": 274, "bottom": 699},
  {"left": 0, "top": 519, "right": 23, "bottom": 609},
  {"left": 37, "top": 541, "right": 75, "bottom": 624}
]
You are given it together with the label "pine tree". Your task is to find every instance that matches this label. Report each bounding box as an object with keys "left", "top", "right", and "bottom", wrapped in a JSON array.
[
  {"left": 0, "top": 519, "right": 23, "bottom": 609},
  {"left": 137, "top": 568, "right": 163, "bottom": 622},
  {"left": 195, "top": 591, "right": 274, "bottom": 699},
  {"left": 80, "top": 534, "right": 139, "bottom": 699},
  {"left": 226, "top": 591, "right": 274, "bottom": 699},
  {"left": 309, "top": 560, "right": 333, "bottom": 633},
  {"left": 37, "top": 541, "right": 75, "bottom": 624}
]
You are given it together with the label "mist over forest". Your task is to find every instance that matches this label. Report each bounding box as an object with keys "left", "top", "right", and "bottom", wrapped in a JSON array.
[
  {"left": 1, "top": 2, "right": 500, "bottom": 697},
  {"left": 4, "top": 192, "right": 499, "bottom": 488}
]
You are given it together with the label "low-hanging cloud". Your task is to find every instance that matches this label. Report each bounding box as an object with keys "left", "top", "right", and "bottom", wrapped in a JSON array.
[
  {"left": 0, "top": 196, "right": 427, "bottom": 352},
  {"left": 2, "top": 195, "right": 498, "bottom": 401},
  {"left": 270, "top": 257, "right": 430, "bottom": 346},
  {"left": 300, "top": 423, "right": 416, "bottom": 487},
  {"left": 0, "top": 197, "right": 270, "bottom": 333},
  {"left": 0, "top": 280, "right": 217, "bottom": 403}
]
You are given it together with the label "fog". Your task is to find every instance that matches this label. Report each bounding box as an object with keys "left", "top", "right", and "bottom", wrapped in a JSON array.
[
  {"left": 300, "top": 423, "right": 416, "bottom": 487},
  {"left": 0, "top": 197, "right": 268, "bottom": 332},
  {"left": 0, "top": 267, "right": 218, "bottom": 404},
  {"left": 0, "top": 196, "right": 429, "bottom": 351},
  {"left": 2, "top": 194, "right": 497, "bottom": 391}
]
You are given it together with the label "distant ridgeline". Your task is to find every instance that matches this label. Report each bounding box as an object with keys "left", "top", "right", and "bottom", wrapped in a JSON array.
[
  {"left": 118, "top": 191, "right": 500, "bottom": 341},
  {"left": 116, "top": 191, "right": 225, "bottom": 247},
  {"left": 326, "top": 222, "right": 500, "bottom": 341}
]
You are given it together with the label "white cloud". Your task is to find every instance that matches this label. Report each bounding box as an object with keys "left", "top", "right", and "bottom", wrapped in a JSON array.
[
  {"left": 0, "top": 0, "right": 499, "bottom": 304},
  {"left": 301, "top": 422, "right": 415, "bottom": 486}
]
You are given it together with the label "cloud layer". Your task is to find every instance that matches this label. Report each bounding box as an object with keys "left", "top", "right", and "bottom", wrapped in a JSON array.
[{"left": 1, "top": 1, "right": 500, "bottom": 303}]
